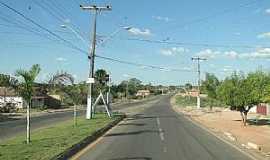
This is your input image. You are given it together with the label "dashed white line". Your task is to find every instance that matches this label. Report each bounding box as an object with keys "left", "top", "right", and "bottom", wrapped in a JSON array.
[
  {"left": 157, "top": 118, "right": 165, "bottom": 141},
  {"left": 156, "top": 117, "right": 160, "bottom": 126}
]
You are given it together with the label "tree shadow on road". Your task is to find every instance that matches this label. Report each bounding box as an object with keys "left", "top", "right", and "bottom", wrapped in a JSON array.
[
  {"left": 0, "top": 114, "right": 20, "bottom": 122},
  {"left": 108, "top": 157, "right": 152, "bottom": 160},
  {"left": 104, "top": 130, "right": 160, "bottom": 137},
  {"left": 247, "top": 118, "right": 270, "bottom": 126}
]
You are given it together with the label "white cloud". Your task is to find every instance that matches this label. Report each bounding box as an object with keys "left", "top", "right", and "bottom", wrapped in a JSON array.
[
  {"left": 152, "top": 16, "right": 171, "bottom": 22},
  {"left": 257, "top": 32, "right": 270, "bottom": 39},
  {"left": 56, "top": 57, "right": 67, "bottom": 62},
  {"left": 196, "top": 49, "right": 220, "bottom": 59},
  {"left": 265, "top": 8, "right": 270, "bottom": 14},
  {"left": 127, "top": 27, "right": 152, "bottom": 36},
  {"left": 245, "top": 48, "right": 270, "bottom": 59},
  {"left": 160, "top": 47, "right": 189, "bottom": 56},
  {"left": 224, "top": 51, "right": 239, "bottom": 59}
]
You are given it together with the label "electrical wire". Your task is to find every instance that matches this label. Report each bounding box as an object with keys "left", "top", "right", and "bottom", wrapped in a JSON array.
[
  {"left": 0, "top": 1, "right": 195, "bottom": 73},
  {"left": 125, "top": 38, "right": 267, "bottom": 49}
]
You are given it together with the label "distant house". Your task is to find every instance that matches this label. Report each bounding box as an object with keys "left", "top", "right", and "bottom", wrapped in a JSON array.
[
  {"left": 188, "top": 89, "right": 199, "bottom": 97},
  {"left": 0, "top": 87, "right": 24, "bottom": 109},
  {"left": 0, "top": 87, "right": 61, "bottom": 109},
  {"left": 136, "top": 90, "right": 150, "bottom": 98}
]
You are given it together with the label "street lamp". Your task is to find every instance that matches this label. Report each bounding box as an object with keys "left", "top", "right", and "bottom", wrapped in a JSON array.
[
  {"left": 99, "top": 26, "right": 132, "bottom": 46},
  {"left": 60, "top": 24, "right": 88, "bottom": 47}
]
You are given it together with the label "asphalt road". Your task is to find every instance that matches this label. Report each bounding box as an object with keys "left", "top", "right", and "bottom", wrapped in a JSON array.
[
  {"left": 75, "top": 96, "right": 253, "bottom": 160},
  {"left": 0, "top": 96, "right": 160, "bottom": 142}
]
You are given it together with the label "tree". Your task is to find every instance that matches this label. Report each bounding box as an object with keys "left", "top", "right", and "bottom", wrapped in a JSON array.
[
  {"left": 201, "top": 73, "right": 219, "bottom": 110},
  {"left": 49, "top": 71, "right": 83, "bottom": 126},
  {"left": 62, "top": 84, "right": 85, "bottom": 126},
  {"left": 216, "top": 71, "right": 269, "bottom": 126},
  {"left": 15, "top": 64, "right": 41, "bottom": 144},
  {"left": 184, "top": 83, "right": 193, "bottom": 91}
]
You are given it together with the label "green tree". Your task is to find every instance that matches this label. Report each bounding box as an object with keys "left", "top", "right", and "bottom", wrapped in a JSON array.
[
  {"left": 15, "top": 64, "right": 41, "bottom": 144},
  {"left": 184, "top": 83, "right": 193, "bottom": 91},
  {"left": 49, "top": 71, "right": 84, "bottom": 126},
  {"left": 216, "top": 71, "right": 268, "bottom": 126},
  {"left": 201, "top": 73, "right": 219, "bottom": 110}
]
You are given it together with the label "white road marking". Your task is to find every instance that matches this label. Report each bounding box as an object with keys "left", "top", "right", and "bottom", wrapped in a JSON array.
[
  {"left": 163, "top": 146, "right": 167, "bottom": 153},
  {"left": 157, "top": 118, "right": 165, "bottom": 141},
  {"left": 156, "top": 117, "right": 160, "bottom": 126}
]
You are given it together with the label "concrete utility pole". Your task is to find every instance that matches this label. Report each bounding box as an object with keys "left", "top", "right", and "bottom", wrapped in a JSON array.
[
  {"left": 191, "top": 57, "right": 206, "bottom": 109},
  {"left": 80, "top": 5, "right": 111, "bottom": 119}
]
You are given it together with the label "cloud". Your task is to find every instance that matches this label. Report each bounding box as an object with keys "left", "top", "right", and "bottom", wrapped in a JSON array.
[
  {"left": 127, "top": 27, "right": 152, "bottom": 36},
  {"left": 196, "top": 49, "right": 220, "bottom": 59},
  {"left": 244, "top": 48, "right": 270, "bottom": 59},
  {"left": 257, "top": 32, "right": 270, "bottom": 39},
  {"left": 265, "top": 8, "right": 270, "bottom": 14},
  {"left": 152, "top": 16, "right": 171, "bottom": 22},
  {"left": 224, "top": 51, "right": 239, "bottom": 59},
  {"left": 160, "top": 47, "right": 189, "bottom": 56},
  {"left": 56, "top": 57, "right": 67, "bottom": 62}
]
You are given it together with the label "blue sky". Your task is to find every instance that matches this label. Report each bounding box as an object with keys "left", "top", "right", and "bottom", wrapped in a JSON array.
[{"left": 1, "top": 0, "right": 270, "bottom": 85}]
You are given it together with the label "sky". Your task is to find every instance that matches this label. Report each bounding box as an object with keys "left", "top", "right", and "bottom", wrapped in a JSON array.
[{"left": 1, "top": 0, "right": 270, "bottom": 86}]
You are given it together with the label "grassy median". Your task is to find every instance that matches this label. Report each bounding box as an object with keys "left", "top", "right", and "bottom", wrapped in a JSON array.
[{"left": 0, "top": 113, "right": 118, "bottom": 160}]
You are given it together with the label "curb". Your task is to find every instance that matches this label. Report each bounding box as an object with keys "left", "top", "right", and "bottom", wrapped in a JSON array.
[{"left": 51, "top": 114, "right": 126, "bottom": 160}]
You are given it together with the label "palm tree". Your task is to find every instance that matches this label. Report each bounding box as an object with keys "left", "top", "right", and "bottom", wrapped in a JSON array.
[{"left": 15, "top": 64, "right": 41, "bottom": 144}]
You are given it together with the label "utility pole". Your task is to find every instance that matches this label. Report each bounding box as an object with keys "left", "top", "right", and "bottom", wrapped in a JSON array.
[
  {"left": 191, "top": 57, "right": 206, "bottom": 109},
  {"left": 80, "top": 5, "right": 111, "bottom": 119}
]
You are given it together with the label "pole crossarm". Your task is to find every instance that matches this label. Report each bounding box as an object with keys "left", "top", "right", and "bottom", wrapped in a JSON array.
[
  {"left": 80, "top": 5, "right": 112, "bottom": 11},
  {"left": 191, "top": 57, "right": 207, "bottom": 109},
  {"left": 80, "top": 4, "right": 111, "bottom": 119}
]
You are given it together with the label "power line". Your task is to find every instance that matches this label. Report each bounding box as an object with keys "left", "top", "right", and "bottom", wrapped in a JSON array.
[
  {"left": 0, "top": 0, "right": 87, "bottom": 54},
  {"left": 125, "top": 38, "right": 267, "bottom": 49},
  {"left": 0, "top": 1, "right": 195, "bottom": 74},
  {"left": 95, "top": 55, "right": 194, "bottom": 72}
]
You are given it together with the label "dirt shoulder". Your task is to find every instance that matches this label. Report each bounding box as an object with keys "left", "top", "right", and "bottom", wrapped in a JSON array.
[{"left": 171, "top": 95, "right": 270, "bottom": 160}]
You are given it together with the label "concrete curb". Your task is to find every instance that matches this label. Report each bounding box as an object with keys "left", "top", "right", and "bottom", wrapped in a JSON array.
[{"left": 51, "top": 114, "right": 126, "bottom": 160}]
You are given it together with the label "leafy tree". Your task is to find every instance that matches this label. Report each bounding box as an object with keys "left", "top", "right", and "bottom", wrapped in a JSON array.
[
  {"left": 15, "top": 64, "right": 41, "bottom": 144},
  {"left": 201, "top": 73, "right": 219, "bottom": 110},
  {"left": 0, "top": 74, "right": 18, "bottom": 104},
  {"left": 49, "top": 71, "right": 83, "bottom": 126},
  {"left": 184, "top": 83, "right": 193, "bottom": 91},
  {"left": 217, "top": 71, "right": 269, "bottom": 126},
  {"left": 62, "top": 84, "right": 85, "bottom": 126}
]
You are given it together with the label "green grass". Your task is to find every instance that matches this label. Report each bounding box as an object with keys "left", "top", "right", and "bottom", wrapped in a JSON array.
[
  {"left": 175, "top": 96, "right": 197, "bottom": 107},
  {"left": 175, "top": 95, "right": 227, "bottom": 108},
  {"left": 0, "top": 114, "right": 118, "bottom": 160}
]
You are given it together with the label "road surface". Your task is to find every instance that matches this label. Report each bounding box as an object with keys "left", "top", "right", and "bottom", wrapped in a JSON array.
[
  {"left": 75, "top": 95, "right": 253, "bottom": 160},
  {"left": 0, "top": 96, "right": 160, "bottom": 142}
]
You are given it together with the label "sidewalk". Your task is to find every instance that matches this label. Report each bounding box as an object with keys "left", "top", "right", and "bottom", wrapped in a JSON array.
[{"left": 171, "top": 96, "right": 270, "bottom": 158}]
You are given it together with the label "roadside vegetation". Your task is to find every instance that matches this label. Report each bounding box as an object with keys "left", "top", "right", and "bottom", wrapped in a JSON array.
[
  {"left": 0, "top": 67, "right": 167, "bottom": 114},
  {"left": 0, "top": 113, "right": 119, "bottom": 160},
  {"left": 179, "top": 70, "right": 270, "bottom": 126}
]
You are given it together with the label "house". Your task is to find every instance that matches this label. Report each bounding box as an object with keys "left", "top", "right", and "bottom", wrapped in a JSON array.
[
  {"left": 0, "top": 87, "right": 61, "bottom": 109},
  {"left": 136, "top": 90, "right": 150, "bottom": 98},
  {"left": 256, "top": 103, "right": 270, "bottom": 116},
  {"left": 0, "top": 87, "right": 23, "bottom": 109},
  {"left": 188, "top": 89, "right": 199, "bottom": 97}
]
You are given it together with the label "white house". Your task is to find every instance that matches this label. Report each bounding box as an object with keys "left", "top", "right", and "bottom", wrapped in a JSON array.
[{"left": 0, "top": 87, "right": 23, "bottom": 109}]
